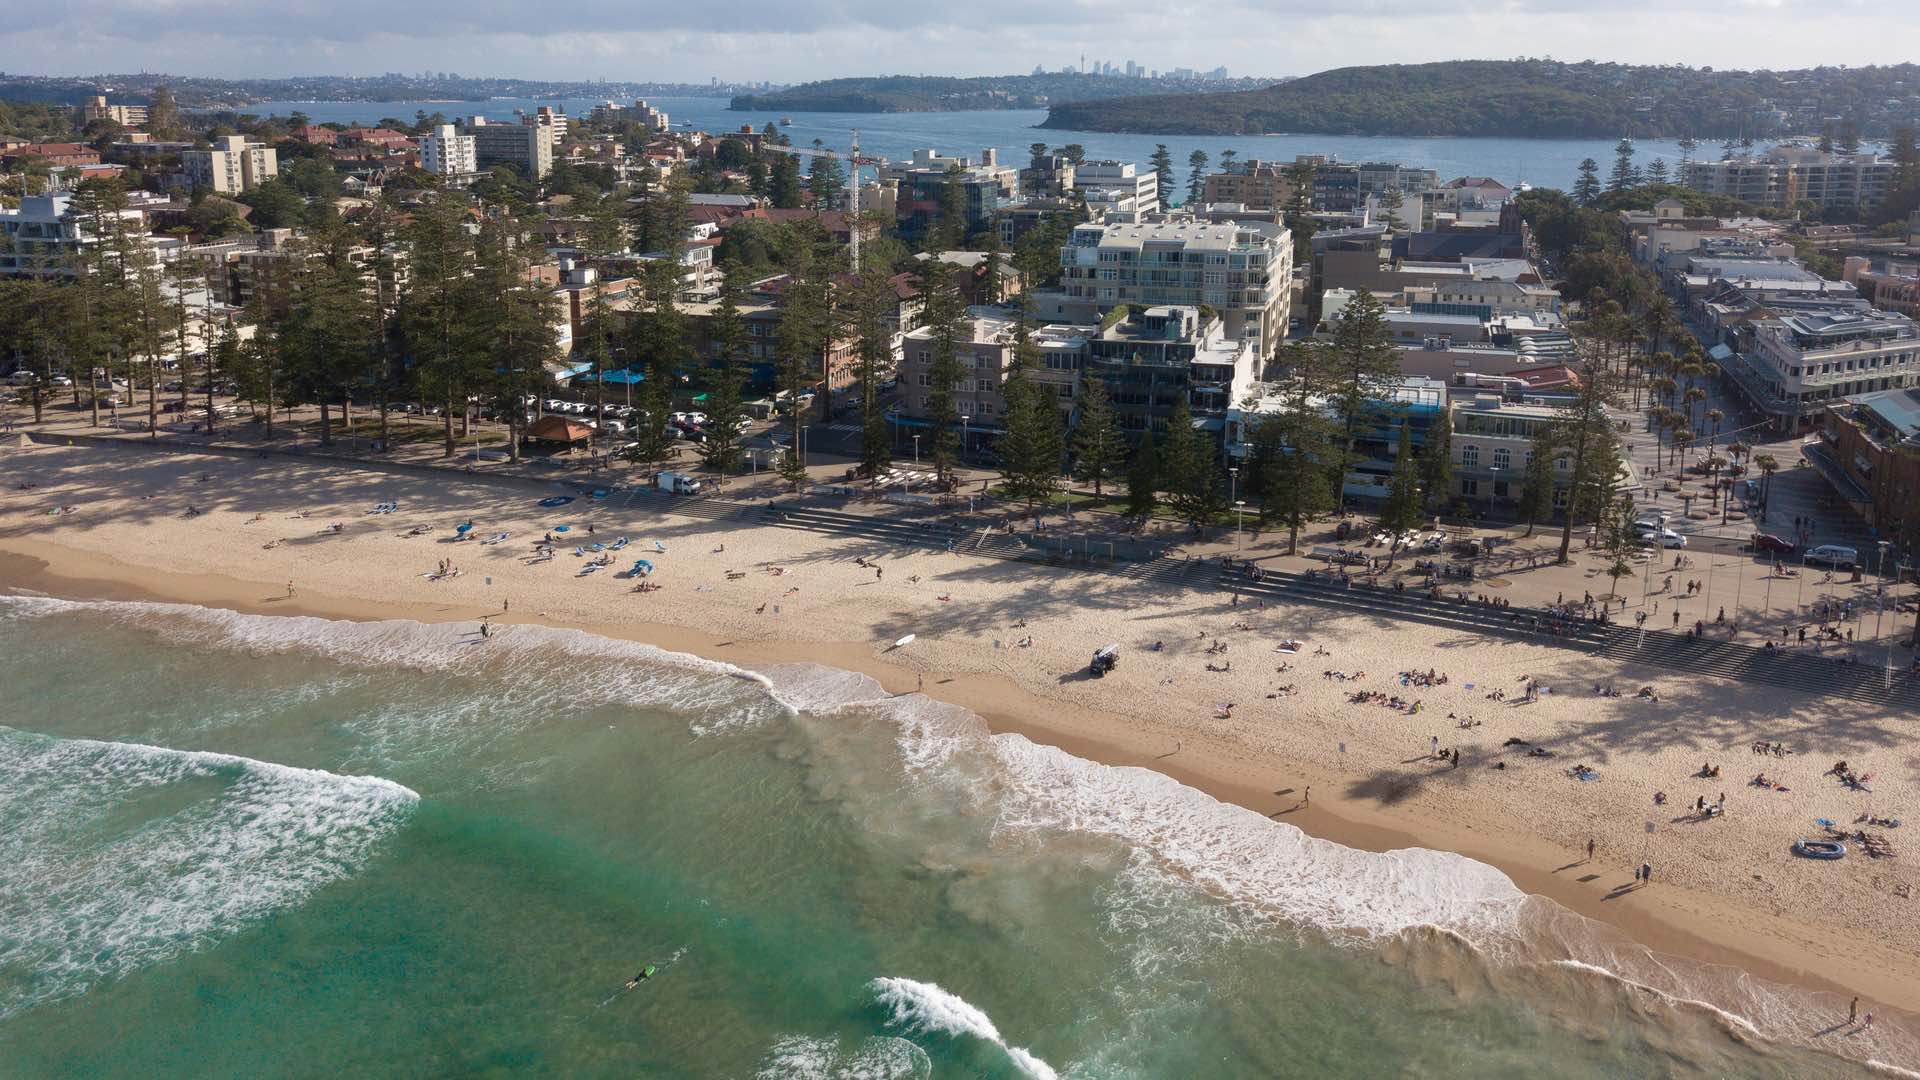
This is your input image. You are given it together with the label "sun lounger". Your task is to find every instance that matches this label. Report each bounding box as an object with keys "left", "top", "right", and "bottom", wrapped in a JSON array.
[
  {"left": 480, "top": 533, "right": 509, "bottom": 545},
  {"left": 609, "top": 537, "right": 629, "bottom": 550}
]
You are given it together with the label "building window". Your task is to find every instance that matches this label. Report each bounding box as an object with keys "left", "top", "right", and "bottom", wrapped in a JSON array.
[
  {"left": 1492, "top": 447, "right": 1511, "bottom": 470},
  {"left": 1461, "top": 478, "right": 1479, "bottom": 496},
  {"left": 1460, "top": 444, "right": 1480, "bottom": 469}
]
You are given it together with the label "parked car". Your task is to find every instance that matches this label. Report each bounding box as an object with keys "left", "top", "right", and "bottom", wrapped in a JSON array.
[
  {"left": 1637, "top": 528, "right": 1688, "bottom": 549},
  {"left": 6, "top": 370, "right": 36, "bottom": 386},
  {"left": 1804, "top": 544, "right": 1859, "bottom": 569},
  {"left": 1749, "top": 533, "right": 1796, "bottom": 554},
  {"left": 49, "top": 374, "right": 73, "bottom": 387}
]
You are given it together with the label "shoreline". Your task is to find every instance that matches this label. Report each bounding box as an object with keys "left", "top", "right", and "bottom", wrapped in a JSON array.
[{"left": 5, "top": 535, "right": 1914, "bottom": 1022}]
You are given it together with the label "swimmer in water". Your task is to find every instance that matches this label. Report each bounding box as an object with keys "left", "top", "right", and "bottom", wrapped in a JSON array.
[{"left": 623, "top": 966, "right": 655, "bottom": 991}]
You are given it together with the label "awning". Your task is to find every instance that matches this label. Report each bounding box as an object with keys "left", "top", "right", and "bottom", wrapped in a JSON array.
[{"left": 525, "top": 415, "right": 594, "bottom": 443}]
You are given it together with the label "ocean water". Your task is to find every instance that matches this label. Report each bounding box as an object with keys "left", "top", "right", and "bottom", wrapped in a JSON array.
[
  {"left": 0, "top": 594, "right": 1907, "bottom": 1078},
  {"left": 243, "top": 95, "right": 1719, "bottom": 192}
]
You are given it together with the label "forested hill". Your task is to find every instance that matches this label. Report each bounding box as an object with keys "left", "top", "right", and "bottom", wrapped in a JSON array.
[
  {"left": 730, "top": 74, "right": 1258, "bottom": 113},
  {"left": 1041, "top": 60, "right": 1920, "bottom": 138}
]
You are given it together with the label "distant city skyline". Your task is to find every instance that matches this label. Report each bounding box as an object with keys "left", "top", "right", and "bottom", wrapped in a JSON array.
[{"left": 7, "top": 1, "right": 1920, "bottom": 86}]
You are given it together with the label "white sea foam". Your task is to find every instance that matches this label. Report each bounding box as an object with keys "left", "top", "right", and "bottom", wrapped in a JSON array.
[
  {"left": 869, "top": 976, "right": 1057, "bottom": 1080},
  {"left": 0, "top": 595, "right": 786, "bottom": 737},
  {"left": 0, "top": 727, "right": 418, "bottom": 1018},
  {"left": 755, "top": 1034, "right": 931, "bottom": 1080}
]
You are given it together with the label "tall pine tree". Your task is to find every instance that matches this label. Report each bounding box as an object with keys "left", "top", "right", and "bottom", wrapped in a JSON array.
[{"left": 1071, "top": 376, "right": 1127, "bottom": 497}]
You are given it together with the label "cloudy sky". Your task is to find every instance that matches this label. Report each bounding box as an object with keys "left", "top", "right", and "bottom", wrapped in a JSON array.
[{"left": 12, "top": 0, "right": 1920, "bottom": 83}]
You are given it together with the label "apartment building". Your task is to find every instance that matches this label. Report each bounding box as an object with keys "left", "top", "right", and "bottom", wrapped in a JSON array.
[
  {"left": 1818, "top": 388, "right": 1920, "bottom": 547},
  {"left": 182, "top": 135, "right": 279, "bottom": 194},
  {"left": 1227, "top": 377, "right": 1450, "bottom": 502},
  {"left": 1357, "top": 162, "right": 1438, "bottom": 197},
  {"left": 590, "top": 100, "right": 670, "bottom": 132},
  {"left": 0, "top": 192, "right": 143, "bottom": 277},
  {"left": 1737, "top": 309, "right": 1920, "bottom": 432},
  {"left": 1683, "top": 148, "right": 1897, "bottom": 211},
  {"left": 81, "top": 95, "right": 148, "bottom": 128},
  {"left": 1071, "top": 160, "right": 1160, "bottom": 215},
  {"left": 1084, "top": 305, "right": 1259, "bottom": 436},
  {"left": 459, "top": 116, "right": 553, "bottom": 179},
  {"left": 885, "top": 148, "right": 1020, "bottom": 237},
  {"left": 1057, "top": 218, "right": 1292, "bottom": 354},
  {"left": 1201, "top": 160, "right": 1295, "bottom": 211},
  {"left": 897, "top": 307, "right": 1087, "bottom": 437},
  {"left": 419, "top": 124, "right": 478, "bottom": 176},
  {"left": 1842, "top": 257, "right": 1920, "bottom": 319},
  {"left": 1, "top": 143, "right": 102, "bottom": 168},
  {"left": 526, "top": 106, "right": 568, "bottom": 145}
]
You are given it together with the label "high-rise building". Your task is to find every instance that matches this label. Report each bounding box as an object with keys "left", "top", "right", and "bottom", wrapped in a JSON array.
[
  {"left": 460, "top": 116, "right": 553, "bottom": 179},
  {"left": 182, "top": 135, "right": 278, "bottom": 194},
  {"left": 420, "top": 124, "right": 478, "bottom": 176}
]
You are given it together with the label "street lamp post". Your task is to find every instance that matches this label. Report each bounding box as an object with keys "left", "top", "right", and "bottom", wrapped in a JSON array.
[
  {"left": 1234, "top": 500, "right": 1247, "bottom": 550},
  {"left": 1485, "top": 465, "right": 1500, "bottom": 520},
  {"left": 912, "top": 433, "right": 921, "bottom": 465},
  {"left": 960, "top": 415, "right": 970, "bottom": 463}
]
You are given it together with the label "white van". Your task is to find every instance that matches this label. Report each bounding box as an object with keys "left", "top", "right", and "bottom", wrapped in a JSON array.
[{"left": 655, "top": 471, "right": 702, "bottom": 495}]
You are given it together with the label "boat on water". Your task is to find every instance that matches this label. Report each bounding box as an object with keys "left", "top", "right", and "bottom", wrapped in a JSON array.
[{"left": 779, "top": 116, "right": 792, "bottom": 127}]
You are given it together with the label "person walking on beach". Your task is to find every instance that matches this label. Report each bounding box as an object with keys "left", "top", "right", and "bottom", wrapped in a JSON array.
[
  {"left": 1301, "top": 786, "right": 1310, "bottom": 808},
  {"left": 286, "top": 580, "right": 295, "bottom": 599},
  {"left": 1640, "top": 862, "right": 1652, "bottom": 886},
  {"left": 1586, "top": 838, "right": 1596, "bottom": 863},
  {"left": 1431, "top": 734, "right": 1440, "bottom": 757},
  {"left": 1850, "top": 996, "right": 1859, "bottom": 1024}
]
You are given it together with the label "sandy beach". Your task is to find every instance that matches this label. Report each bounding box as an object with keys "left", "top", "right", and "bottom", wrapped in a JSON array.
[{"left": 5, "top": 437, "right": 1918, "bottom": 1039}]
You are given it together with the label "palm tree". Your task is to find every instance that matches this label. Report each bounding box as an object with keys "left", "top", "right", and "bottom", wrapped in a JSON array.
[
  {"left": 1753, "top": 453, "right": 1780, "bottom": 515},
  {"left": 1650, "top": 377, "right": 1678, "bottom": 411},
  {"left": 1683, "top": 386, "right": 1707, "bottom": 430},
  {"left": 1672, "top": 427, "right": 1694, "bottom": 470},
  {"left": 1727, "top": 440, "right": 1751, "bottom": 471},
  {"left": 1705, "top": 408, "right": 1724, "bottom": 448},
  {"left": 1643, "top": 294, "right": 1674, "bottom": 357}
]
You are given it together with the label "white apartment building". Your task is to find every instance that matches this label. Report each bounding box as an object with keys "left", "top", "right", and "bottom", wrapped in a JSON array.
[
  {"left": 0, "top": 192, "right": 144, "bottom": 277},
  {"left": 182, "top": 135, "right": 278, "bottom": 194},
  {"left": 1748, "top": 309, "right": 1920, "bottom": 428},
  {"left": 590, "top": 99, "right": 670, "bottom": 132},
  {"left": 1071, "top": 160, "right": 1160, "bottom": 214},
  {"left": 1057, "top": 218, "right": 1292, "bottom": 354},
  {"left": 460, "top": 117, "right": 553, "bottom": 179},
  {"left": 420, "top": 125, "right": 478, "bottom": 176},
  {"left": 526, "top": 106, "right": 568, "bottom": 144},
  {"left": 82, "top": 95, "right": 147, "bottom": 128},
  {"left": 1683, "top": 148, "right": 1896, "bottom": 211}
]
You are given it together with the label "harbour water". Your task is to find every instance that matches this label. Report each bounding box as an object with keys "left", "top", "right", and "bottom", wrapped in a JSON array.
[
  {"left": 243, "top": 95, "right": 1718, "bottom": 192},
  {"left": 1, "top": 594, "right": 1908, "bottom": 1077}
]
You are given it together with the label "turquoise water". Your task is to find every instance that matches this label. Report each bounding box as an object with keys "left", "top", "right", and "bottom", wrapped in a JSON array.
[
  {"left": 244, "top": 95, "right": 1716, "bottom": 192},
  {"left": 0, "top": 596, "right": 1899, "bottom": 1077}
]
